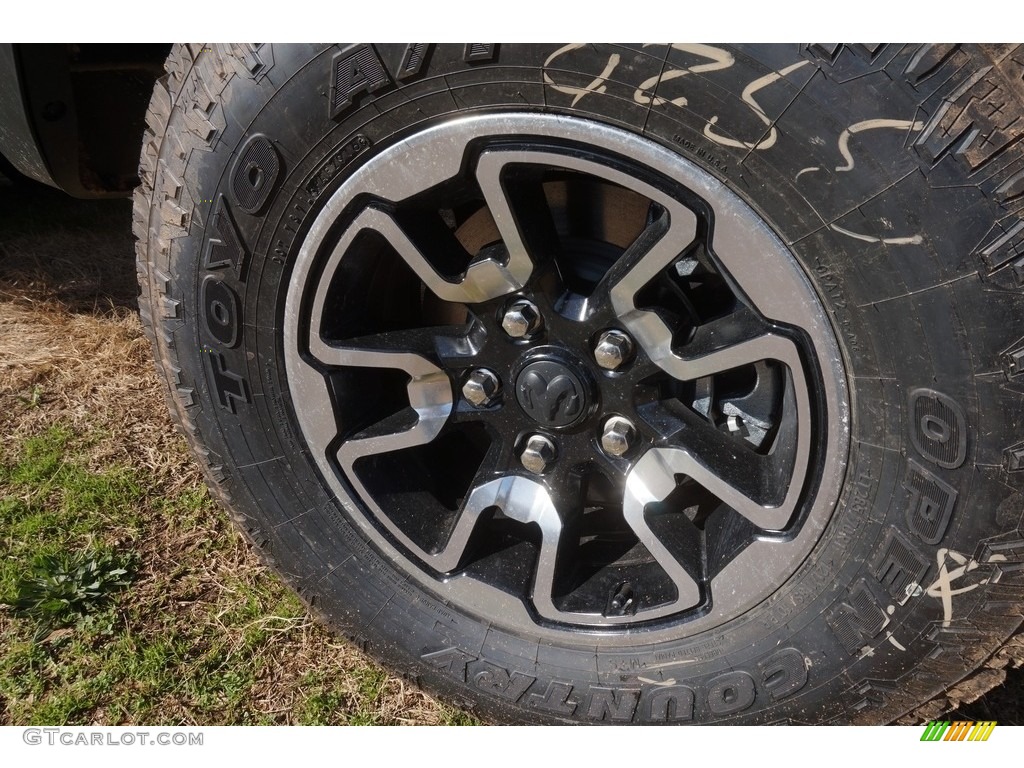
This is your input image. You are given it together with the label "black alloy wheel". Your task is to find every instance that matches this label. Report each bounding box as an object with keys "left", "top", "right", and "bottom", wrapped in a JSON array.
[{"left": 283, "top": 113, "right": 849, "bottom": 631}]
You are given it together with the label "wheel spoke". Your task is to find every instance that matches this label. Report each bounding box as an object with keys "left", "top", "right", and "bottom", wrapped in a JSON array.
[
  {"left": 334, "top": 378, "right": 452, "bottom": 470},
  {"left": 309, "top": 328, "right": 426, "bottom": 364},
  {"left": 610, "top": 242, "right": 803, "bottom": 385},
  {"left": 474, "top": 151, "right": 546, "bottom": 291},
  {"left": 426, "top": 475, "right": 564, "bottom": 614},
  {"left": 480, "top": 147, "right": 702, "bottom": 318},
  {"left": 622, "top": 451, "right": 702, "bottom": 609},
  {"left": 604, "top": 208, "right": 698, "bottom": 312},
  {"left": 674, "top": 322, "right": 805, "bottom": 382},
  {"left": 334, "top": 206, "right": 530, "bottom": 305},
  {"left": 309, "top": 325, "right": 481, "bottom": 369},
  {"left": 305, "top": 328, "right": 453, "bottom": 476},
  {"left": 628, "top": 420, "right": 794, "bottom": 530}
]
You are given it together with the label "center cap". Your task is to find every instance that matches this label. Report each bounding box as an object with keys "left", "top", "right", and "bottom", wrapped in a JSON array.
[{"left": 515, "top": 359, "right": 589, "bottom": 427}]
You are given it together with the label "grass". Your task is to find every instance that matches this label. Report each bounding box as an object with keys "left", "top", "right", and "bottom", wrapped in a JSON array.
[
  {"left": 1, "top": 426, "right": 141, "bottom": 644},
  {"left": 0, "top": 417, "right": 467, "bottom": 725},
  {"left": 0, "top": 181, "right": 472, "bottom": 726}
]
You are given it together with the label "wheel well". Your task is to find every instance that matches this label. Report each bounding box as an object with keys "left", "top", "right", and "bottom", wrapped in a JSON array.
[{"left": 10, "top": 43, "right": 171, "bottom": 198}]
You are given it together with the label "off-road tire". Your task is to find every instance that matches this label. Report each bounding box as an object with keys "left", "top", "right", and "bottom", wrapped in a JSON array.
[{"left": 135, "top": 43, "right": 1024, "bottom": 724}]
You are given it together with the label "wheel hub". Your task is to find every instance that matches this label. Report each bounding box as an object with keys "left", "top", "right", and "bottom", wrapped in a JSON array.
[
  {"left": 283, "top": 113, "right": 850, "bottom": 635},
  {"left": 515, "top": 356, "right": 590, "bottom": 428}
]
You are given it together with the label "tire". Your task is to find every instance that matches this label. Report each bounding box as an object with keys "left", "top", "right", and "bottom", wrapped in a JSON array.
[{"left": 135, "top": 43, "right": 1024, "bottom": 724}]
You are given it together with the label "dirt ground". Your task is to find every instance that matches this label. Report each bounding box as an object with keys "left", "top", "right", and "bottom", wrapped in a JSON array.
[{"left": 0, "top": 173, "right": 1020, "bottom": 725}]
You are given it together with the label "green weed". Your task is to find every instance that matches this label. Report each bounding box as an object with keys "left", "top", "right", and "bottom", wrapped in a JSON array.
[{"left": 8, "top": 550, "right": 135, "bottom": 641}]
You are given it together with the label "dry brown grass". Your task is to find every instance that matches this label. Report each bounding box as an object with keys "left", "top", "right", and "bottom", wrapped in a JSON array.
[{"left": 0, "top": 180, "right": 460, "bottom": 725}]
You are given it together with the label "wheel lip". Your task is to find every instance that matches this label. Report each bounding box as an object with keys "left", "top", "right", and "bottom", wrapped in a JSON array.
[{"left": 282, "top": 111, "right": 851, "bottom": 644}]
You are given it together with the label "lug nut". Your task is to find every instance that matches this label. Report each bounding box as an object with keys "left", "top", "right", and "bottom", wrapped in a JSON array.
[
  {"left": 501, "top": 299, "right": 542, "bottom": 338},
  {"left": 462, "top": 369, "right": 501, "bottom": 407},
  {"left": 520, "top": 434, "right": 556, "bottom": 474},
  {"left": 600, "top": 415, "right": 637, "bottom": 457},
  {"left": 594, "top": 329, "right": 634, "bottom": 371}
]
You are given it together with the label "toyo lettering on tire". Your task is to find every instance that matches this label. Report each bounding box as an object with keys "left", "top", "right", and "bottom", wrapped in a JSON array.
[{"left": 136, "top": 44, "right": 1024, "bottom": 723}]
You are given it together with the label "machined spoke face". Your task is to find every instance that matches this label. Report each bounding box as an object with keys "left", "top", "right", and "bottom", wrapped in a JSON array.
[{"left": 284, "top": 114, "right": 849, "bottom": 633}]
